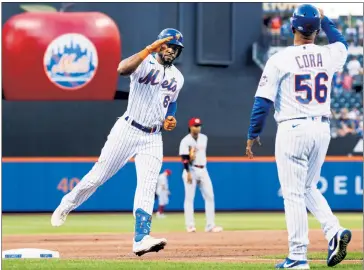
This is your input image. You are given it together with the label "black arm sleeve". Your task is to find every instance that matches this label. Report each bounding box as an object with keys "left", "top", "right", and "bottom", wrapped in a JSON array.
[{"left": 181, "top": 155, "right": 190, "bottom": 172}]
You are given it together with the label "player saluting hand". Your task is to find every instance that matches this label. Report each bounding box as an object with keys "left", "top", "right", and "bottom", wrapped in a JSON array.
[
  {"left": 51, "top": 28, "right": 185, "bottom": 256},
  {"left": 246, "top": 5, "right": 351, "bottom": 269}
]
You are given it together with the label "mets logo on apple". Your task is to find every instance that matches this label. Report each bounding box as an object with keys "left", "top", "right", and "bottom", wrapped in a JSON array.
[{"left": 43, "top": 33, "right": 98, "bottom": 90}]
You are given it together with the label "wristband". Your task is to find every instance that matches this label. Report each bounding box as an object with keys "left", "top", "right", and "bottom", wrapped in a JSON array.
[{"left": 138, "top": 48, "right": 150, "bottom": 60}]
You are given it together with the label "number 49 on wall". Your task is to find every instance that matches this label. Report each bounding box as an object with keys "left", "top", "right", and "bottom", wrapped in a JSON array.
[{"left": 57, "top": 177, "right": 80, "bottom": 194}]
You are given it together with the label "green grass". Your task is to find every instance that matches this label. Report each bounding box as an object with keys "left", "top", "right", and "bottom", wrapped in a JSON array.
[
  {"left": 3, "top": 213, "right": 362, "bottom": 269},
  {"left": 3, "top": 212, "right": 362, "bottom": 235},
  {"left": 2, "top": 260, "right": 363, "bottom": 270},
  {"left": 262, "top": 251, "right": 363, "bottom": 260}
]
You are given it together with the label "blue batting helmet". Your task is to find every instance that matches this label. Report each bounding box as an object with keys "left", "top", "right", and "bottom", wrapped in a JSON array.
[
  {"left": 290, "top": 4, "right": 321, "bottom": 36},
  {"left": 157, "top": 28, "right": 184, "bottom": 48}
]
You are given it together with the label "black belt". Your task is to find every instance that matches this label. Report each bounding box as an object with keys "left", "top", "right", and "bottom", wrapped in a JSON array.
[
  {"left": 282, "top": 116, "right": 330, "bottom": 123},
  {"left": 125, "top": 116, "right": 160, "bottom": 133},
  {"left": 194, "top": 165, "right": 205, "bottom": 169}
]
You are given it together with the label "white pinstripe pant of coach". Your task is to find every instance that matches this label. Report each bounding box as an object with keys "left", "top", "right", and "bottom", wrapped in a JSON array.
[
  {"left": 275, "top": 117, "right": 342, "bottom": 261},
  {"left": 60, "top": 116, "right": 163, "bottom": 216}
]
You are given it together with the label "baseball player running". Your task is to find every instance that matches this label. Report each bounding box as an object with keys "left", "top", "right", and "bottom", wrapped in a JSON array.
[
  {"left": 155, "top": 169, "right": 172, "bottom": 218},
  {"left": 246, "top": 5, "right": 352, "bottom": 269},
  {"left": 179, "top": 118, "right": 223, "bottom": 233},
  {"left": 51, "top": 28, "right": 185, "bottom": 256}
]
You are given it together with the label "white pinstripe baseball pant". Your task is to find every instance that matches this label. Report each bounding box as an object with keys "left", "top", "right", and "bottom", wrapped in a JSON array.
[
  {"left": 60, "top": 116, "right": 163, "bottom": 216},
  {"left": 275, "top": 117, "right": 342, "bottom": 261}
]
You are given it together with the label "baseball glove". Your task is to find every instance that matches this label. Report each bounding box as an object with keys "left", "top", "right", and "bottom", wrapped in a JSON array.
[
  {"left": 189, "top": 147, "right": 196, "bottom": 161},
  {"left": 163, "top": 116, "right": 177, "bottom": 131}
]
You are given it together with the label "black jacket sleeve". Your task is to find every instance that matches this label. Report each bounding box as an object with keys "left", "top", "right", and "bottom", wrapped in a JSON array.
[{"left": 181, "top": 155, "right": 190, "bottom": 171}]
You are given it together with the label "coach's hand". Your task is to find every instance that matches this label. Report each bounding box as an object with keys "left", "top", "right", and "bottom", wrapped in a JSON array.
[
  {"left": 318, "top": 8, "right": 324, "bottom": 19},
  {"left": 164, "top": 116, "right": 177, "bottom": 131},
  {"left": 246, "top": 136, "right": 261, "bottom": 159}
]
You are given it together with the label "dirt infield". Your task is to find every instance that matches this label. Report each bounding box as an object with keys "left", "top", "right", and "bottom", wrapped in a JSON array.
[{"left": 3, "top": 230, "right": 363, "bottom": 263}]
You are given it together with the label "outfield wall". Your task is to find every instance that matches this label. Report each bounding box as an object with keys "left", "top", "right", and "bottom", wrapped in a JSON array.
[{"left": 2, "top": 157, "right": 362, "bottom": 212}]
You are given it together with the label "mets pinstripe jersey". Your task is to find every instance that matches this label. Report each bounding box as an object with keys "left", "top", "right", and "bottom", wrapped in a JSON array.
[
  {"left": 255, "top": 42, "right": 347, "bottom": 122},
  {"left": 127, "top": 54, "right": 184, "bottom": 127}
]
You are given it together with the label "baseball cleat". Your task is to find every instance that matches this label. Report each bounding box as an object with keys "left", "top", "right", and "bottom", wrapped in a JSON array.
[
  {"left": 51, "top": 205, "right": 71, "bottom": 227},
  {"left": 327, "top": 228, "right": 352, "bottom": 267},
  {"left": 186, "top": 226, "right": 196, "bottom": 233},
  {"left": 205, "top": 226, "right": 223, "bottom": 233},
  {"left": 275, "top": 258, "right": 310, "bottom": 269},
  {"left": 133, "top": 235, "right": 167, "bottom": 257}
]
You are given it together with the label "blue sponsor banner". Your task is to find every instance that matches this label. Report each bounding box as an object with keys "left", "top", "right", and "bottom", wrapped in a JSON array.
[{"left": 2, "top": 160, "right": 362, "bottom": 212}]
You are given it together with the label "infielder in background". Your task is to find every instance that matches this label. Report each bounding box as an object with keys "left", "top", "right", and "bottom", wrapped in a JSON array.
[
  {"left": 155, "top": 169, "right": 172, "bottom": 218},
  {"left": 51, "top": 28, "right": 185, "bottom": 256},
  {"left": 179, "top": 118, "right": 223, "bottom": 233},
  {"left": 246, "top": 5, "right": 351, "bottom": 269}
]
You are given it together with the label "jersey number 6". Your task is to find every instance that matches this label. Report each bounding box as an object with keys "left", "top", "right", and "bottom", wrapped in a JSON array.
[
  {"left": 163, "top": 95, "right": 171, "bottom": 108},
  {"left": 295, "top": 72, "right": 328, "bottom": 104}
]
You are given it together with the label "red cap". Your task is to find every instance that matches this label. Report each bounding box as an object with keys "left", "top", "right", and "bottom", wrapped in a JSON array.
[
  {"left": 165, "top": 169, "right": 172, "bottom": 176},
  {"left": 188, "top": 117, "right": 202, "bottom": 127}
]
